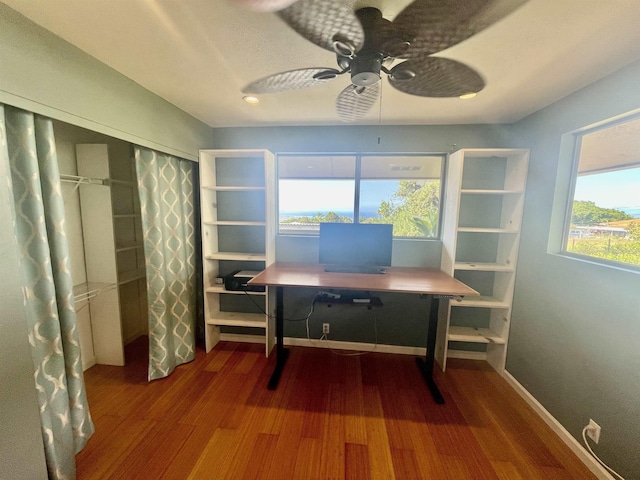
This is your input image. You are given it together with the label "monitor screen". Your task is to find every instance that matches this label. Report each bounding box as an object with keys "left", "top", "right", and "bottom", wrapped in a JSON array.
[{"left": 318, "top": 223, "right": 393, "bottom": 267}]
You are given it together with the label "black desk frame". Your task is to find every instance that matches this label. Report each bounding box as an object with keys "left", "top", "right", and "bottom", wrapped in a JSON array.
[{"left": 267, "top": 287, "right": 445, "bottom": 404}]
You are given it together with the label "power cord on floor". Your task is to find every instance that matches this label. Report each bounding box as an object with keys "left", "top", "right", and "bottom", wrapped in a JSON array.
[{"left": 581, "top": 426, "right": 626, "bottom": 480}]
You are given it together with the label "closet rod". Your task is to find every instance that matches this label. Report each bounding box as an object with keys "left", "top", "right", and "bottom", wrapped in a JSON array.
[
  {"left": 73, "top": 282, "right": 116, "bottom": 305},
  {"left": 60, "top": 174, "right": 109, "bottom": 187}
]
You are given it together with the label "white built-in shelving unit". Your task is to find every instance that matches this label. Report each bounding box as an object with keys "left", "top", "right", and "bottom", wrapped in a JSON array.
[
  {"left": 108, "top": 149, "right": 148, "bottom": 347},
  {"left": 199, "top": 149, "right": 276, "bottom": 356},
  {"left": 436, "top": 148, "right": 529, "bottom": 374},
  {"left": 68, "top": 143, "right": 147, "bottom": 367}
]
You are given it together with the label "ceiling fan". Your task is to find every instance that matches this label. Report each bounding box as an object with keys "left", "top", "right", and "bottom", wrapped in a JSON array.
[{"left": 239, "top": 0, "right": 527, "bottom": 122}]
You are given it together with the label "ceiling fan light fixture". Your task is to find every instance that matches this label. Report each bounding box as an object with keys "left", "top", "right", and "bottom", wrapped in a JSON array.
[
  {"left": 332, "top": 37, "right": 355, "bottom": 57},
  {"left": 242, "top": 95, "right": 260, "bottom": 104},
  {"left": 459, "top": 92, "right": 477, "bottom": 99},
  {"left": 313, "top": 70, "right": 338, "bottom": 80},
  {"left": 389, "top": 68, "right": 416, "bottom": 81},
  {"left": 231, "top": 0, "right": 298, "bottom": 12}
]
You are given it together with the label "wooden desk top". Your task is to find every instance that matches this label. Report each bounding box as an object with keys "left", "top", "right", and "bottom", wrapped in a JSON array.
[{"left": 249, "top": 262, "right": 478, "bottom": 297}]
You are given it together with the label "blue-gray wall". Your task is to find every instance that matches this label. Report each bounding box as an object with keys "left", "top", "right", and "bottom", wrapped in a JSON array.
[
  {"left": 0, "top": 2, "right": 210, "bottom": 160},
  {"left": 211, "top": 123, "right": 512, "bottom": 269},
  {"left": 211, "top": 124, "right": 515, "bottom": 344},
  {"left": 507, "top": 60, "right": 640, "bottom": 478}
]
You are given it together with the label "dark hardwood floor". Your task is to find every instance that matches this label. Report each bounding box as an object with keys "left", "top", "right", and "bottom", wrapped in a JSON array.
[{"left": 76, "top": 337, "right": 596, "bottom": 479}]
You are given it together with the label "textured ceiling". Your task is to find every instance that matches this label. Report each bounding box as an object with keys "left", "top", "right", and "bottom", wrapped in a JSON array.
[{"left": 4, "top": 0, "right": 640, "bottom": 128}]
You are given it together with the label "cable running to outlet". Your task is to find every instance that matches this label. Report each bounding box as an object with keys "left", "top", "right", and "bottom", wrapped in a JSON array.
[{"left": 581, "top": 426, "right": 625, "bottom": 480}]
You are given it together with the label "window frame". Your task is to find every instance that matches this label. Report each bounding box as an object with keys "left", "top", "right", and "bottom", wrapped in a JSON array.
[
  {"left": 276, "top": 152, "right": 447, "bottom": 240},
  {"left": 561, "top": 114, "right": 640, "bottom": 272}
]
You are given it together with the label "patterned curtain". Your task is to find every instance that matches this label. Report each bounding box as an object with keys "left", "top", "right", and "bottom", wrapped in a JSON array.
[
  {"left": 1, "top": 104, "right": 94, "bottom": 479},
  {"left": 134, "top": 146, "right": 197, "bottom": 381}
]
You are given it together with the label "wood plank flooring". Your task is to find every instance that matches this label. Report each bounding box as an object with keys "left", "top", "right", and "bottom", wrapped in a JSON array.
[{"left": 77, "top": 338, "right": 597, "bottom": 479}]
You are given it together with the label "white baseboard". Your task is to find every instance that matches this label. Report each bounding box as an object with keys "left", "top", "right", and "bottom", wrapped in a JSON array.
[
  {"left": 218, "top": 333, "right": 426, "bottom": 356},
  {"left": 284, "top": 337, "right": 426, "bottom": 356},
  {"left": 503, "top": 371, "right": 614, "bottom": 480}
]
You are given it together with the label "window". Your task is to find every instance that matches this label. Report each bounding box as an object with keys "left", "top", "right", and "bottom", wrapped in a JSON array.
[
  {"left": 278, "top": 153, "right": 444, "bottom": 237},
  {"left": 564, "top": 115, "right": 640, "bottom": 268}
]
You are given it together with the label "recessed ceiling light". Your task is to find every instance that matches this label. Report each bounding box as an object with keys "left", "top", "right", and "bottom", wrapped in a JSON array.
[
  {"left": 459, "top": 92, "right": 477, "bottom": 100},
  {"left": 243, "top": 95, "right": 260, "bottom": 104},
  {"left": 231, "top": 0, "right": 298, "bottom": 12}
]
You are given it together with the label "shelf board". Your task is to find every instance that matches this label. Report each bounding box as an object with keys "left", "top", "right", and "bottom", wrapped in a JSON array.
[
  {"left": 118, "top": 267, "right": 146, "bottom": 285},
  {"left": 203, "top": 220, "right": 266, "bottom": 227},
  {"left": 206, "top": 311, "right": 266, "bottom": 328},
  {"left": 201, "top": 185, "right": 265, "bottom": 192},
  {"left": 451, "top": 296, "right": 511, "bottom": 309},
  {"left": 113, "top": 213, "right": 141, "bottom": 219},
  {"left": 448, "top": 326, "right": 506, "bottom": 345},
  {"left": 205, "top": 252, "right": 266, "bottom": 261},
  {"left": 454, "top": 262, "right": 514, "bottom": 272},
  {"left": 461, "top": 189, "right": 523, "bottom": 195},
  {"left": 457, "top": 227, "right": 519, "bottom": 234},
  {"left": 205, "top": 286, "right": 266, "bottom": 296}
]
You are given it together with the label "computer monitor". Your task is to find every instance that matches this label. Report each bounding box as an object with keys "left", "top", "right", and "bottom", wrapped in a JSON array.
[{"left": 318, "top": 223, "right": 393, "bottom": 269}]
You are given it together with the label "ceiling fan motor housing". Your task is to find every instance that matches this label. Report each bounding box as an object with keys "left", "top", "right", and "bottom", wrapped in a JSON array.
[
  {"left": 349, "top": 7, "right": 387, "bottom": 87},
  {"left": 351, "top": 54, "right": 382, "bottom": 86}
]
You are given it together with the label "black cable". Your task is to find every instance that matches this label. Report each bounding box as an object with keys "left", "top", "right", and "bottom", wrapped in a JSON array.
[{"left": 242, "top": 290, "right": 318, "bottom": 322}]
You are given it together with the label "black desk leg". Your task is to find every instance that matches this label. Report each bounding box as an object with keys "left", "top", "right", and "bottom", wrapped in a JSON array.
[
  {"left": 268, "top": 286, "right": 289, "bottom": 390},
  {"left": 416, "top": 295, "right": 445, "bottom": 404}
]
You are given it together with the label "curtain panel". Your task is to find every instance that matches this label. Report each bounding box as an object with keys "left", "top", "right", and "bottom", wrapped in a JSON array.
[
  {"left": 1, "top": 104, "right": 94, "bottom": 479},
  {"left": 134, "top": 146, "right": 197, "bottom": 381}
]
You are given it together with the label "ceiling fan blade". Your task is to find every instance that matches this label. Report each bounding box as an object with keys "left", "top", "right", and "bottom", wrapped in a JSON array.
[
  {"left": 336, "top": 83, "right": 379, "bottom": 122},
  {"left": 393, "top": 0, "right": 527, "bottom": 58},
  {"left": 388, "top": 57, "right": 485, "bottom": 97},
  {"left": 242, "top": 67, "right": 340, "bottom": 94},
  {"left": 277, "top": 0, "right": 365, "bottom": 54}
]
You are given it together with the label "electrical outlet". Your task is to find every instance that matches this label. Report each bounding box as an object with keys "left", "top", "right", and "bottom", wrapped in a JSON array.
[
  {"left": 322, "top": 323, "right": 330, "bottom": 334},
  {"left": 319, "top": 290, "right": 340, "bottom": 299},
  {"left": 586, "top": 419, "right": 601, "bottom": 444}
]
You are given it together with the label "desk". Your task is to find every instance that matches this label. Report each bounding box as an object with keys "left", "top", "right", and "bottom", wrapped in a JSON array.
[{"left": 249, "top": 262, "right": 478, "bottom": 404}]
